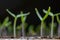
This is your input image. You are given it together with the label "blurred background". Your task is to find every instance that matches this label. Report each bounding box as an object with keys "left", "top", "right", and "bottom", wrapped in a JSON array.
[{"left": 0, "top": 0, "right": 60, "bottom": 26}]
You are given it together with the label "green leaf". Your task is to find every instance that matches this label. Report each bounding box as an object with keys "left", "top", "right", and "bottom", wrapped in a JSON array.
[
  {"left": 17, "top": 12, "right": 30, "bottom": 18},
  {"left": 35, "top": 8, "right": 42, "bottom": 21},
  {"left": 2, "top": 17, "right": 9, "bottom": 26},
  {"left": 1, "top": 17, "right": 11, "bottom": 29},
  {"left": 6, "top": 9, "right": 15, "bottom": 17},
  {"left": 56, "top": 15, "right": 60, "bottom": 23},
  {"left": 42, "top": 7, "right": 51, "bottom": 21},
  {"left": 20, "top": 11, "right": 29, "bottom": 23}
]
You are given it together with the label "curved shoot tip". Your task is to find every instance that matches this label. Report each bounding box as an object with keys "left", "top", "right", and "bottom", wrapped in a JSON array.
[
  {"left": 20, "top": 11, "right": 23, "bottom": 14},
  {"left": 35, "top": 8, "right": 38, "bottom": 12},
  {"left": 48, "top": 6, "right": 51, "bottom": 10},
  {"left": 35, "top": 8, "right": 37, "bottom": 10},
  {"left": 27, "top": 12, "right": 30, "bottom": 15},
  {"left": 25, "top": 12, "right": 30, "bottom": 16},
  {"left": 6, "top": 9, "right": 15, "bottom": 17},
  {"left": 35, "top": 8, "right": 42, "bottom": 21},
  {"left": 2, "top": 16, "right": 10, "bottom": 26}
]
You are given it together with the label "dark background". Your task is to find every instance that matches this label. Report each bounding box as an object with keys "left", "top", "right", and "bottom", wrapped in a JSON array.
[{"left": 0, "top": 0, "right": 60, "bottom": 25}]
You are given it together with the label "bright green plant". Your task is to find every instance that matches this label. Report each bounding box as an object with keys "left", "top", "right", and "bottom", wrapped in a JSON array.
[
  {"left": 0, "top": 17, "right": 11, "bottom": 37},
  {"left": 35, "top": 7, "right": 50, "bottom": 37},
  {"left": 6, "top": 9, "right": 30, "bottom": 38},
  {"left": 43, "top": 9, "right": 60, "bottom": 38},
  {"left": 20, "top": 11, "right": 30, "bottom": 38}
]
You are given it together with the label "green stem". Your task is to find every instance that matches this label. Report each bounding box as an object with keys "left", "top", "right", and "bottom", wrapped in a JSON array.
[
  {"left": 40, "top": 21, "right": 44, "bottom": 37},
  {"left": 22, "top": 22, "right": 25, "bottom": 38},
  {"left": 56, "top": 15, "right": 60, "bottom": 23},
  {"left": 13, "top": 17, "right": 17, "bottom": 38},
  {"left": 58, "top": 23, "right": 60, "bottom": 36},
  {"left": 51, "top": 16, "right": 54, "bottom": 38},
  {"left": 56, "top": 15, "right": 60, "bottom": 36}
]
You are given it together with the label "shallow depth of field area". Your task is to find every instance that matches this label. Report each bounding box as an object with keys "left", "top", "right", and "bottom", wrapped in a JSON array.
[{"left": 0, "top": 7, "right": 60, "bottom": 40}]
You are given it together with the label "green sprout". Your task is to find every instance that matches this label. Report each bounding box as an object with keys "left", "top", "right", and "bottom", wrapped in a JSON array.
[
  {"left": 35, "top": 7, "right": 50, "bottom": 37},
  {"left": 43, "top": 9, "right": 60, "bottom": 38},
  {"left": 0, "top": 17, "right": 11, "bottom": 37},
  {"left": 56, "top": 15, "right": 60, "bottom": 36},
  {"left": 20, "top": 11, "right": 30, "bottom": 38},
  {"left": 6, "top": 9, "right": 30, "bottom": 38}
]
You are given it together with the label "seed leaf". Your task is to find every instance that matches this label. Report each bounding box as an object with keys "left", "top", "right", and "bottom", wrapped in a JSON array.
[
  {"left": 35, "top": 8, "right": 42, "bottom": 21},
  {"left": 6, "top": 9, "right": 15, "bottom": 17},
  {"left": 20, "top": 11, "right": 27, "bottom": 23},
  {"left": 43, "top": 8, "right": 53, "bottom": 16},
  {"left": 2, "top": 17, "right": 9, "bottom": 26},
  {"left": 17, "top": 12, "right": 30, "bottom": 18}
]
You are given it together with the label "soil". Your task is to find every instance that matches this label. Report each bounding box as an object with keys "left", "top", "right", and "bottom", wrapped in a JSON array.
[{"left": 0, "top": 36, "right": 60, "bottom": 39}]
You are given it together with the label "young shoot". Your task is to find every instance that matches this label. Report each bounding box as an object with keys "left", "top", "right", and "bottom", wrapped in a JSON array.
[
  {"left": 20, "top": 11, "right": 30, "bottom": 38},
  {"left": 1, "top": 17, "right": 11, "bottom": 29},
  {"left": 0, "top": 17, "right": 11, "bottom": 37},
  {"left": 56, "top": 15, "right": 60, "bottom": 36},
  {"left": 43, "top": 9, "right": 60, "bottom": 38},
  {"left": 35, "top": 7, "right": 50, "bottom": 37},
  {"left": 6, "top": 9, "right": 30, "bottom": 38}
]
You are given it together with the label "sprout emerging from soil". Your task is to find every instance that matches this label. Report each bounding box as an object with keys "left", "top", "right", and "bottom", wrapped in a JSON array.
[
  {"left": 43, "top": 8, "right": 60, "bottom": 38},
  {"left": 20, "top": 11, "right": 30, "bottom": 38},
  {"left": 56, "top": 15, "right": 60, "bottom": 37},
  {"left": 35, "top": 7, "right": 50, "bottom": 37},
  {"left": 6, "top": 9, "right": 30, "bottom": 38},
  {"left": 0, "top": 17, "right": 11, "bottom": 37}
]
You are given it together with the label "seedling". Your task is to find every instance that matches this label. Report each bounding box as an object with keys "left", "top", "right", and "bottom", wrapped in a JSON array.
[
  {"left": 20, "top": 11, "right": 30, "bottom": 38},
  {"left": 43, "top": 9, "right": 60, "bottom": 38},
  {"left": 35, "top": 7, "right": 50, "bottom": 37},
  {"left": 0, "top": 17, "right": 11, "bottom": 37},
  {"left": 6, "top": 9, "right": 30, "bottom": 38}
]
